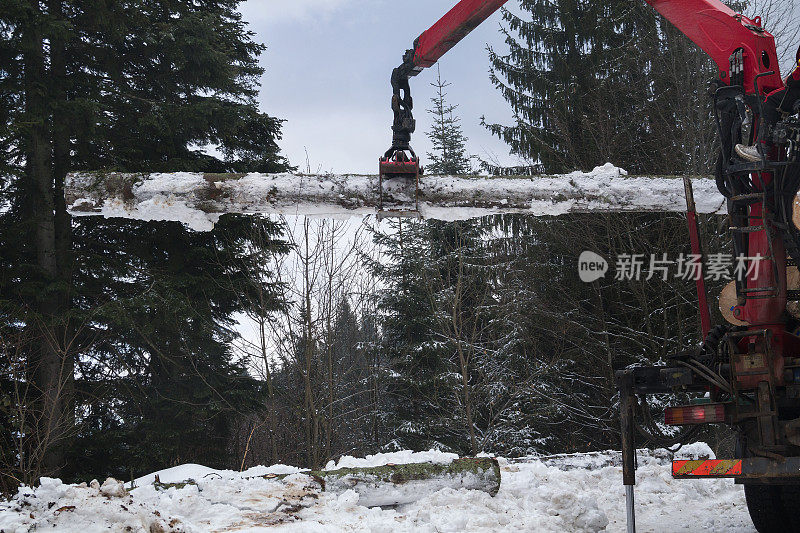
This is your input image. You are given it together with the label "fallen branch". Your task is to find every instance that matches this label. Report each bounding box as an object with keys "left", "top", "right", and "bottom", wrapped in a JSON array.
[{"left": 65, "top": 165, "right": 726, "bottom": 230}]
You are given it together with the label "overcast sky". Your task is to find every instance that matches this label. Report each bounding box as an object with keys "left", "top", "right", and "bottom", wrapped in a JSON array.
[{"left": 239, "top": 0, "right": 518, "bottom": 174}]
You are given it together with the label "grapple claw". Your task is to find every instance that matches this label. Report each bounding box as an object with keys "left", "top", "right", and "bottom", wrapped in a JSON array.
[
  {"left": 378, "top": 147, "right": 421, "bottom": 219},
  {"left": 379, "top": 147, "right": 420, "bottom": 179}
]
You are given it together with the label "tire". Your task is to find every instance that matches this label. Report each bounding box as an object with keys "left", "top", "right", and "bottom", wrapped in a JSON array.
[
  {"left": 780, "top": 485, "right": 800, "bottom": 533},
  {"left": 744, "top": 484, "right": 794, "bottom": 533}
]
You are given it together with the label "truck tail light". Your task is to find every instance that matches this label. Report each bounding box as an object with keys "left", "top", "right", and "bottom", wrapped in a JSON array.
[{"left": 665, "top": 403, "right": 726, "bottom": 425}]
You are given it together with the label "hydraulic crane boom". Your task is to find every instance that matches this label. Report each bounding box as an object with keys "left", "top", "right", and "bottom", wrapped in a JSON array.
[
  {"left": 380, "top": 0, "right": 508, "bottom": 183},
  {"left": 414, "top": 0, "right": 509, "bottom": 69},
  {"left": 381, "top": 0, "right": 782, "bottom": 181}
]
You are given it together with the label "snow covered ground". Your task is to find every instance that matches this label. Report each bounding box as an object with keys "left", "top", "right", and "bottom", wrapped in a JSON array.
[{"left": 0, "top": 444, "right": 754, "bottom": 532}]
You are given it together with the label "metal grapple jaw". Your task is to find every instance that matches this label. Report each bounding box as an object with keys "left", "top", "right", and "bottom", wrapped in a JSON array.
[
  {"left": 378, "top": 146, "right": 421, "bottom": 219},
  {"left": 380, "top": 146, "right": 420, "bottom": 179}
]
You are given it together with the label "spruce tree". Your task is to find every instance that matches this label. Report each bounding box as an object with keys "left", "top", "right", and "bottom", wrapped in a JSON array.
[
  {"left": 426, "top": 67, "right": 474, "bottom": 175},
  {"left": 368, "top": 218, "right": 496, "bottom": 454},
  {"left": 0, "top": 0, "right": 291, "bottom": 481},
  {"left": 324, "top": 298, "right": 371, "bottom": 455},
  {"left": 367, "top": 220, "right": 460, "bottom": 451},
  {"left": 484, "top": 1, "right": 715, "bottom": 174},
  {"left": 66, "top": 215, "right": 287, "bottom": 481}
]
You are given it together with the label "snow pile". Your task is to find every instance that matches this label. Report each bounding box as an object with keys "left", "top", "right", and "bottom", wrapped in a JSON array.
[
  {"left": 0, "top": 445, "right": 753, "bottom": 532},
  {"left": 674, "top": 441, "right": 716, "bottom": 460},
  {"left": 1, "top": 473, "right": 323, "bottom": 532},
  {"left": 66, "top": 165, "right": 727, "bottom": 230},
  {"left": 325, "top": 448, "right": 459, "bottom": 470},
  {"left": 517, "top": 442, "right": 718, "bottom": 472},
  {"left": 130, "top": 462, "right": 302, "bottom": 488}
]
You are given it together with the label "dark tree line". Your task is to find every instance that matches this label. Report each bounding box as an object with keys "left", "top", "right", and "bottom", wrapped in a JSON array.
[
  {"left": 226, "top": 211, "right": 730, "bottom": 465},
  {"left": 0, "top": 0, "right": 290, "bottom": 491}
]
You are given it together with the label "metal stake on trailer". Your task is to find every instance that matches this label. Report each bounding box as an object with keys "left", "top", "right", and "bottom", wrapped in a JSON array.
[
  {"left": 617, "top": 372, "right": 637, "bottom": 533},
  {"left": 624, "top": 486, "right": 636, "bottom": 533},
  {"left": 683, "top": 176, "right": 712, "bottom": 341}
]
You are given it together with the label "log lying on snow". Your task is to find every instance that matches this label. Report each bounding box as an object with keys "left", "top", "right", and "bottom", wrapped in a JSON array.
[
  {"left": 310, "top": 457, "right": 501, "bottom": 507},
  {"left": 65, "top": 164, "right": 726, "bottom": 230},
  {"left": 153, "top": 458, "right": 501, "bottom": 508}
]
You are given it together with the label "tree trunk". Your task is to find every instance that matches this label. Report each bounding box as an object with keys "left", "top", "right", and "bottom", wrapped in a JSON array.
[
  {"left": 301, "top": 221, "right": 320, "bottom": 469},
  {"left": 456, "top": 238, "right": 478, "bottom": 456},
  {"left": 22, "top": 2, "right": 73, "bottom": 479},
  {"left": 49, "top": 0, "right": 75, "bottom": 477},
  {"left": 258, "top": 317, "right": 278, "bottom": 464},
  {"left": 153, "top": 458, "right": 502, "bottom": 508},
  {"left": 458, "top": 346, "right": 477, "bottom": 456},
  {"left": 65, "top": 171, "right": 726, "bottom": 229},
  {"left": 325, "top": 233, "right": 334, "bottom": 461},
  {"left": 314, "top": 458, "right": 501, "bottom": 507}
]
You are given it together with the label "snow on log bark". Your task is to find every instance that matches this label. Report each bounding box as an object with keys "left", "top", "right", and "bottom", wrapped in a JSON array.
[
  {"left": 150, "top": 458, "right": 501, "bottom": 508},
  {"left": 65, "top": 164, "right": 727, "bottom": 230},
  {"left": 311, "top": 457, "right": 501, "bottom": 507}
]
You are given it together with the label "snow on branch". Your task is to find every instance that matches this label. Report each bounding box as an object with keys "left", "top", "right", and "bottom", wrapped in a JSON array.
[{"left": 66, "top": 164, "right": 726, "bottom": 231}]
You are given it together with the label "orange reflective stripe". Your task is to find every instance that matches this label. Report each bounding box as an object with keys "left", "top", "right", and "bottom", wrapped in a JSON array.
[{"left": 672, "top": 459, "right": 742, "bottom": 477}]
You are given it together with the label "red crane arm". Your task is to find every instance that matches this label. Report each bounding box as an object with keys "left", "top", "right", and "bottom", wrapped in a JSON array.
[
  {"left": 411, "top": 0, "right": 781, "bottom": 88},
  {"left": 644, "top": 0, "right": 782, "bottom": 93},
  {"left": 413, "top": 0, "right": 509, "bottom": 69},
  {"left": 383, "top": 0, "right": 786, "bottom": 182},
  {"left": 382, "top": 0, "right": 509, "bottom": 167}
]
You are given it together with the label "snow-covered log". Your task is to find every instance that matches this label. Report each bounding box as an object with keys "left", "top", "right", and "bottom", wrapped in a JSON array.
[
  {"left": 151, "top": 458, "right": 501, "bottom": 508},
  {"left": 311, "top": 457, "right": 501, "bottom": 507},
  {"left": 65, "top": 164, "right": 726, "bottom": 230}
]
